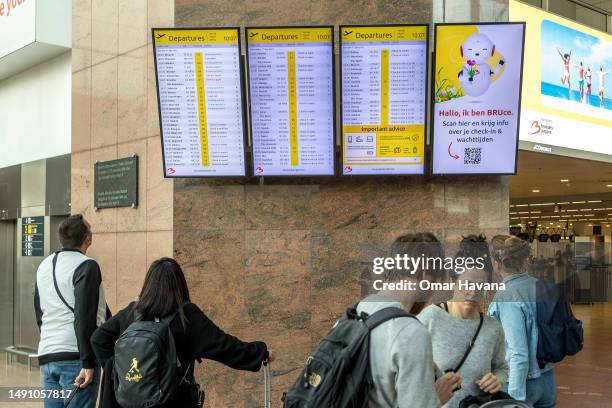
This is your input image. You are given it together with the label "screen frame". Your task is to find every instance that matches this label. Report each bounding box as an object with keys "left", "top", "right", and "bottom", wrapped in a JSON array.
[
  {"left": 430, "top": 21, "right": 526, "bottom": 176},
  {"left": 152, "top": 26, "right": 249, "bottom": 179},
  {"left": 339, "top": 23, "right": 430, "bottom": 177},
  {"left": 244, "top": 25, "right": 337, "bottom": 178}
]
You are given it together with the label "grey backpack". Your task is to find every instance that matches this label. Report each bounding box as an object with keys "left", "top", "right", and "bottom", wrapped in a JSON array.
[{"left": 283, "top": 305, "right": 415, "bottom": 407}]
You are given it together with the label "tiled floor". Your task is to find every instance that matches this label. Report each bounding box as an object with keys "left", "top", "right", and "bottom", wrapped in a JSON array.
[
  {"left": 555, "top": 303, "right": 612, "bottom": 408},
  {"left": 0, "top": 356, "right": 42, "bottom": 408},
  {"left": 0, "top": 303, "right": 610, "bottom": 407}
]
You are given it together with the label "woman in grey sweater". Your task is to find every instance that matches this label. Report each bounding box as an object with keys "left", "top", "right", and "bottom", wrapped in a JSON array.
[{"left": 418, "top": 236, "right": 509, "bottom": 408}]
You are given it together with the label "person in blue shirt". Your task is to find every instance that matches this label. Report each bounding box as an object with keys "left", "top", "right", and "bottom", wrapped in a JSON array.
[{"left": 487, "top": 235, "right": 556, "bottom": 408}]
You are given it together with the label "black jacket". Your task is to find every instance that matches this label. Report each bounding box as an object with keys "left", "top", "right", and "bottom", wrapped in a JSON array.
[{"left": 91, "top": 301, "right": 269, "bottom": 408}]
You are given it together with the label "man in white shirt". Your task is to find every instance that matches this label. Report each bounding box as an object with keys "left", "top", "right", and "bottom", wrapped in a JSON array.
[{"left": 35, "top": 214, "right": 110, "bottom": 408}]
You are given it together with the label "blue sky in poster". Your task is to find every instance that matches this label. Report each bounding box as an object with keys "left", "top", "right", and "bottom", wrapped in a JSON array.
[{"left": 540, "top": 19, "right": 611, "bottom": 96}]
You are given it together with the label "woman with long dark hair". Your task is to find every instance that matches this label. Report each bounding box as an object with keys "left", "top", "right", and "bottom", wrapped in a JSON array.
[{"left": 91, "top": 258, "right": 270, "bottom": 407}]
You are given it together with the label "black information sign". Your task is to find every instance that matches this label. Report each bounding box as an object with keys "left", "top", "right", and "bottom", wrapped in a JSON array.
[
  {"left": 94, "top": 156, "right": 139, "bottom": 209},
  {"left": 22, "top": 216, "right": 44, "bottom": 257}
]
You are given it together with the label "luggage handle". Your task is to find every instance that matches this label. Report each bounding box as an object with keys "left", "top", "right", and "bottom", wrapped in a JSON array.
[{"left": 263, "top": 359, "right": 271, "bottom": 408}]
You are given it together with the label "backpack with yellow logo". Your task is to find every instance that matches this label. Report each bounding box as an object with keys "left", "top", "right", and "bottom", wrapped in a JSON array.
[{"left": 113, "top": 311, "right": 182, "bottom": 408}]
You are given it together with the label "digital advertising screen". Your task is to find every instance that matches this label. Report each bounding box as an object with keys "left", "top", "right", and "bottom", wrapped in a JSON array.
[
  {"left": 153, "top": 28, "right": 247, "bottom": 177},
  {"left": 510, "top": 0, "right": 612, "bottom": 158},
  {"left": 340, "top": 25, "right": 428, "bottom": 175},
  {"left": 432, "top": 23, "right": 525, "bottom": 175},
  {"left": 246, "top": 26, "right": 335, "bottom": 176}
]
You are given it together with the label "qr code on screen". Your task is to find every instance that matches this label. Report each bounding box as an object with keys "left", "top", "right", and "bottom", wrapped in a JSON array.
[{"left": 464, "top": 148, "right": 482, "bottom": 165}]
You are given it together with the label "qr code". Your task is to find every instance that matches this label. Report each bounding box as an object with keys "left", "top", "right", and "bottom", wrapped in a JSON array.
[{"left": 464, "top": 148, "right": 482, "bottom": 164}]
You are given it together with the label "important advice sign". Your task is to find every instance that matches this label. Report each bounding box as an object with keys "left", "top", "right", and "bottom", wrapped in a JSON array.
[
  {"left": 432, "top": 23, "right": 525, "bottom": 175},
  {"left": 340, "top": 25, "right": 428, "bottom": 175}
]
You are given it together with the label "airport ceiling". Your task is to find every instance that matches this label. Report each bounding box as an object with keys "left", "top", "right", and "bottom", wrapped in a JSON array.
[
  {"left": 510, "top": 151, "right": 612, "bottom": 226},
  {"left": 511, "top": 151, "right": 612, "bottom": 198}
]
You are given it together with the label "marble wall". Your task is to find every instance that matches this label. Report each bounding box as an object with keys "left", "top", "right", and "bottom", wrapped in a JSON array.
[
  {"left": 173, "top": 1, "right": 510, "bottom": 407},
  {"left": 71, "top": 0, "right": 175, "bottom": 312}
]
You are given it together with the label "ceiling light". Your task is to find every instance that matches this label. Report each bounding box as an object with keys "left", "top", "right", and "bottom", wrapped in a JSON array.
[
  {"left": 532, "top": 189, "right": 540, "bottom": 193},
  {"left": 549, "top": 222, "right": 554, "bottom": 225},
  {"left": 572, "top": 201, "right": 586, "bottom": 204},
  {"left": 607, "top": 185, "right": 612, "bottom": 187},
  {"left": 566, "top": 209, "right": 578, "bottom": 212},
  {"left": 588, "top": 200, "right": 602, "bottom": 203},
  {"left": 557, "top": 202, "right": 570, "bottom": 205},
  {"left": 580, "top": 209, "right": 593, "bottom": 211},
  {"left": 560, "top": 179, "right": 569, "bottom": 182},
  {"left": 516, "top": 204, "right": 528, "bottom": 207}
]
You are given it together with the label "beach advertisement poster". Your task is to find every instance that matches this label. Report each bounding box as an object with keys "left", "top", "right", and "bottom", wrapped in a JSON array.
[
  {"left": 510, "top": 0, "right": 612, "bottom": 156},
  {"left": 432, "top": 23, "right": 525, "bottom": 175}
]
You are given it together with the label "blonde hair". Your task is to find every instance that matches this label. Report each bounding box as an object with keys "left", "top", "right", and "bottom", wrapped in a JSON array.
[{"left": 491, "top": 235, "right": 531, "bottom": 274}]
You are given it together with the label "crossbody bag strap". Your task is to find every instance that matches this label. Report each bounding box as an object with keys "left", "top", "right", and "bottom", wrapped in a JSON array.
[
  {"left": 450, "top": 312, "right": 484, "bottom": 373},
  {"left": 52, "top": 252, "right": 75, "bottom": 313}
]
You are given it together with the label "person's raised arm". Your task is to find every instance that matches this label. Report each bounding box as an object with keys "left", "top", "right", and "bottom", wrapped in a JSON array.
[{"left": 187, "top": 304, "right": 269, "bottom": 371}]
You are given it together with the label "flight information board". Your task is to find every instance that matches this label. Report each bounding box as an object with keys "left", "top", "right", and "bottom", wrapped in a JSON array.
[
  {"left": 340, "top": 25, "right": 428, "bottom": 175},
  {"left": 153, "top": 28, "right": 246, "bottom": 177},
  {"left": 247, "top": 26, "right": 335, "bottom": 176}
]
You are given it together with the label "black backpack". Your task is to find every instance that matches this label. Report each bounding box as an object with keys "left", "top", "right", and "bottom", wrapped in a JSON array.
[
  {"left": 283, "top": 304, "right": 416, "bottom": 408},
  {"left": 535, "top": 279, "right": 583, "bottom": 366},
  {"left": 113, "top": 311, "right": 183, "bottom": 408}
]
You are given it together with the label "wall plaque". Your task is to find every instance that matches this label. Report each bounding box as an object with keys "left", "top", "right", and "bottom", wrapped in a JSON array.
[{"left": 94, "top": 156, "right": 138, "bottom": 209}]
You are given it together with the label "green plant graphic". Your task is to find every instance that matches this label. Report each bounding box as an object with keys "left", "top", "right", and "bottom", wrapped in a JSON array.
[{"left": 434, "top": 67, "right": 465, "bottom": 103}]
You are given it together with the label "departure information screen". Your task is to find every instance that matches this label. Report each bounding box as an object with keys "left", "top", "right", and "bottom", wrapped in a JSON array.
[
  {"left": 153, "top": 28, "right": 246, "bottom": 177},
  {"left": 247, "top": 26, "right": 335, "bottom": 176},
  {"left": 340, "top": 25, "right": 428, "bottom": 175}
]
